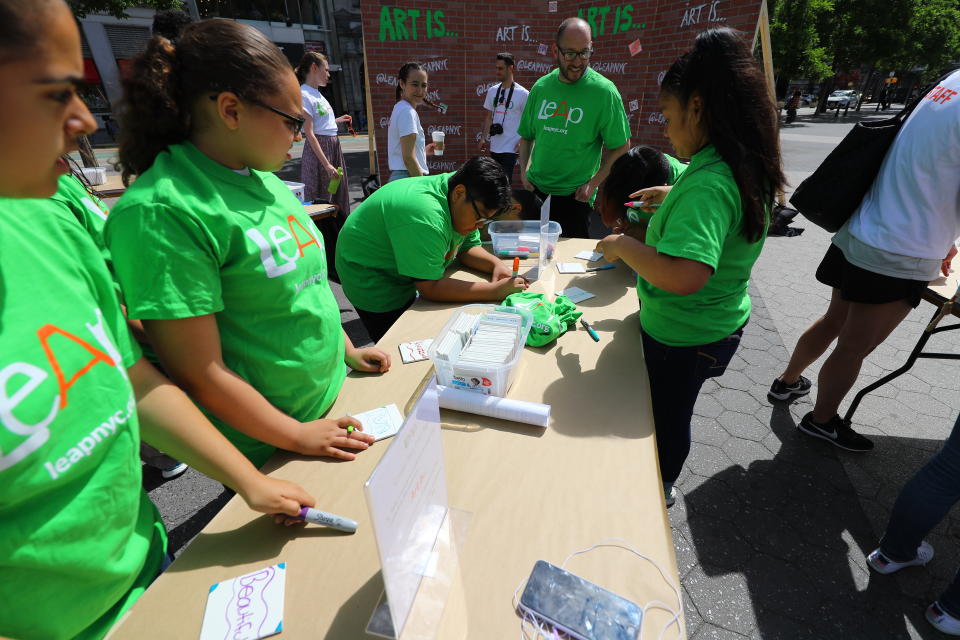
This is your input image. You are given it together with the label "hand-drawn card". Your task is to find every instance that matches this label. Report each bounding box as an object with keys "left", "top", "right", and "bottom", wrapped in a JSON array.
[
  {"left": 628, "top": 99, "right": 640, "bottom": 112},
  {"left": 200, "top": 564, "right": 286, "bottom": 640},
  {"left": 352, "top": 404, "right": 405, "bottom": 441},
  {"left": 538, "top": 43, "right": 548, "bottom": 55},
  {"left": 574, "top": 250, "right": 603, "bottom": 262},
  {"left": 399, "top": 339, "right": 433, "bottom": 364},
  {"left": 548, "top": 0, "right": 557, "bottom": 11},
  {"left": 557, "top": 262, "right": 587, "bottom": 274},
  {"left": 556, "top": 287, "right": 596, "bottom": 303},
  {"left": 628, "top": 39, "right": 642, "bottom": 56}
]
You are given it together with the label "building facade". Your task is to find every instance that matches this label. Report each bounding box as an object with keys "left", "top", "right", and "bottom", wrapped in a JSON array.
[{"left": 78, "top": 0, "right": 367, "bottom": 145}]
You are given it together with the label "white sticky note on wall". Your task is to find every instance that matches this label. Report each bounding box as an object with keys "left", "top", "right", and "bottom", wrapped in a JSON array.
[
  {"left": 557, "top": 262, "right": 587, "bottom": 274},
  {"left": 352, "top": 404, "right": 405, "bottom": 441},
  {"left": 200, "top": 564, "right": 286, "bottom": 640}
]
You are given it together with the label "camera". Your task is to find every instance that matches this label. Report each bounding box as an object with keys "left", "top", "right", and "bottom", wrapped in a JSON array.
[{"left": 489, "top": 123, "right": 504, "bottom": 136}]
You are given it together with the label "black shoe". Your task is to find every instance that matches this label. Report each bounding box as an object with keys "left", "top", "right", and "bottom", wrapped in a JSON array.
[
  {"left": 768, "top": 375, "right": 812, "bottom": 401},
  {"left": 797, "top": 412, "right": 874, "bottom": 452}
]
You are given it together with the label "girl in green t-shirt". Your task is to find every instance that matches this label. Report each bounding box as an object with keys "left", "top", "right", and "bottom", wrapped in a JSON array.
[
  {"left": 595, "top": 28, "right": 785, "bottom": 507},
  {"left": 0, "top": 3, "right": 318, "bottom": 639},
  {"left": 107, "top": 18, "right": 390, "bottom": 467}
]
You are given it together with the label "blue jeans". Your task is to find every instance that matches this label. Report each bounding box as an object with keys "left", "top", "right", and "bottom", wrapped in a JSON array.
[
  {"left": 389, "top": 170, "right": 411, "bottom": 182},
  {"left": 641, "top": 325, "right": 744, "bottom": 484},
  {"left": 880, "top": 412, "right": 960, "bottom": 616}
]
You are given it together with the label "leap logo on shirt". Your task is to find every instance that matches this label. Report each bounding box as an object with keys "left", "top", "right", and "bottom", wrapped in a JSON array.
[
  {"left": 444, "top": 238, "right": 464, "bottom": 262},
  {"left": 0, "top": 308, "right": 129, "bottom": 474},
  {"left": 536, "top": 98, "right": 585, "bottom": 129},
  {"left": 245, "top": 215, "right": 323, "bottom": 278}
]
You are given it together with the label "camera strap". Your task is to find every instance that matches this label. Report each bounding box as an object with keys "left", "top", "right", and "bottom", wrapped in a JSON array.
[{"left": 494, "top": 82, "right": 515, "bottom": 126}]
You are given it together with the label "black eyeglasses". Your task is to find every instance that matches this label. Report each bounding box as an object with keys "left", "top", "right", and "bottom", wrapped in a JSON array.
[
  {"left": 469, "top": 198, "right": 508, "bottom": 227},
  {"left": 208, "top": 94, "right": 305, "bottom": 136},
  {"left": 558, "top": 48, "right": 594, "bottom": 61}
]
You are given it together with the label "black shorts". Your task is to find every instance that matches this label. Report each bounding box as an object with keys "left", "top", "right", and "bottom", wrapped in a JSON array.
[{"left": 815, "top": 243, "right": 927, "bottom": 308}]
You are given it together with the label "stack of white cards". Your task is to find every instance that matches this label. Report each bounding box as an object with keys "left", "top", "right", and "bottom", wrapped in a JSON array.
[
  {"left": 433, "top": 331, "right": 464, "bottom": 361},
  {"left": 457, "top": 312, "right": 522, "bottom": 365}
]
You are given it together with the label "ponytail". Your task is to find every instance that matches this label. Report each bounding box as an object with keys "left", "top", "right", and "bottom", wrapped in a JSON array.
[
  {"left": 295, "top": 51, "right": 327, "bottom": 85},
  {"left": 117, "top": 36, "right": 184, "bottom": 183},
  {"left": 117, "top": 18, "right": 293, "bottom": 181},
  {"left": 395, "top": 61, "right": 438, "bottom": 108},
  {"left": 661, "top": 28, "right": 784, "bottom": 243}
]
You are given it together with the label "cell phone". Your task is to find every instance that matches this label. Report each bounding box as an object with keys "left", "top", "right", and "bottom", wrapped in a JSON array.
[{"left": 518, "top": 560, "right": 643, "bottom": 640}]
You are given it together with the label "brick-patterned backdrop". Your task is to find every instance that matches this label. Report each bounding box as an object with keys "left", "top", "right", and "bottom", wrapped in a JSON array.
[{"left": 360, "top": 0, "right": 765, "bottom": 179}]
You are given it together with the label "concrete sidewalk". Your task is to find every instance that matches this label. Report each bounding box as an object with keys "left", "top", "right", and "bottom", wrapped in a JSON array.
[{"left": 142, "top": 110, "right": 960, "bottom": 639}]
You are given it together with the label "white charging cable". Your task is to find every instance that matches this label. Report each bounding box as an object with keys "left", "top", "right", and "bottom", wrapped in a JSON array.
[{"left": 513, "top": 538, "right": 683, "bottom": 640}]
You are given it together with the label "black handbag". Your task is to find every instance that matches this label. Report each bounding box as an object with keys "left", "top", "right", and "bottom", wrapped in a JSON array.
[{"left": 789, "top": 77, "right": 945, "bottom": 232}]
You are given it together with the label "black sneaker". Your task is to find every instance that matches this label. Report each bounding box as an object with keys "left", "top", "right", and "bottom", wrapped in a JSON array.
[
  {"left": 797, "top": 412, "right": 874, "bottom": 452},
  {"left": 768, "top": 375, "right": 812, "bottom": 401}
]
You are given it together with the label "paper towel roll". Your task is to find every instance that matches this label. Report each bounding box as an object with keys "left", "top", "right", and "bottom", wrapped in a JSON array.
[{"left": 437, "top": 385, "right": 551, "bottom": 427}]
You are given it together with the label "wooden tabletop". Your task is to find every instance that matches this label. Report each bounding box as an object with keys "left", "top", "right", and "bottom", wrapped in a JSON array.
[{"left": 108, "top": 238, "right": 683, "bottom": 640}]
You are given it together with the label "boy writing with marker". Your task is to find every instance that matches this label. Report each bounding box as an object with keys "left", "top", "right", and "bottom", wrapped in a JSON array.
[{"left": 336, "top": 157, "right": 528, "bottom": 343}]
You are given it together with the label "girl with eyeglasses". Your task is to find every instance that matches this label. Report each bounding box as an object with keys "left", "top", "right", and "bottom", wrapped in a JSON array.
[
  {"left": 0, "top": 3, "right": 318, "bottom": 638},
  {"left": 295, "top": 51, "right": 353, "bottom": 215},
  {"left": 104, "top": 18, "right": 392, "bottom": 468}
]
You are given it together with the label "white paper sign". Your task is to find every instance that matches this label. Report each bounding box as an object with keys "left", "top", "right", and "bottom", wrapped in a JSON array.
[
  {"left": 399, "top": 339, "right": 433, "bottom": 364},
  {"left": 557, "top": 262, "right": 587, "bottom": 274},
  {"left": 352, "top": 404, "right": 405, "bottom": 441},
  {"left": 556, "top": 287, "right": 595, "bottom": 303},
  {"left": 199, "top": 564, "right": 286, "bottom": 640},
  {"left": 574, "top": 250, "right": 603, "bottom": 262},
  {"left": 364, "top": 381, "right": 448, "bottom": 639}
]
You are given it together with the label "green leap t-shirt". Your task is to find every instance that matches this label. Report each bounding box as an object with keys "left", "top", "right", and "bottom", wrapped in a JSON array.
[
  {"left": 517, "top": 67, "right": 631, "bottom": 195},
  {"left": 105, "top": 142, "right": 346, "bottom": 466},
  {"left": 53, "top": 173, "right": 112, "bottom": 268},
  {"left": 336, "top": 173, "right": 481, "bottom": 313},
  {"left": 0, "top": 198, "right": 165, "bottom": 640},
  {"left": 638, "top": 144, "right": 766, "bottom": 347},
  {"left": 666, "top": 154, "right": 687, "bottom": 184}
]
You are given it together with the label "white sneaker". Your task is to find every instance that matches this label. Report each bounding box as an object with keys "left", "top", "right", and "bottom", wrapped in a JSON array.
[
  {"left": 664, "top": 484, "right": 676, "bottom": 508},
  {"left": 866, "top": 541, "right": 934, "bottom": 574},
  {"left": 927, "top": 602, "right": 960, "bottom": 635},
  {"left": 161, "top": 462, "right": 189, "bottom": 480}
]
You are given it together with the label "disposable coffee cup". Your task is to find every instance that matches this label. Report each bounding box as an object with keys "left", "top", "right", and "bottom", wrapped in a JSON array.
[{"left": 432, "top": 131, "right": 445, "bottom": 155}]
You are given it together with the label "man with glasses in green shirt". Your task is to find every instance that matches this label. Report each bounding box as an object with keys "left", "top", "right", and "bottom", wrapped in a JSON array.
[
  {"left": 336, "top": 157, "right": 528, "bottom": 342},
  {"left": 518, "top": 17, "right": 631, "bottom": 238}
]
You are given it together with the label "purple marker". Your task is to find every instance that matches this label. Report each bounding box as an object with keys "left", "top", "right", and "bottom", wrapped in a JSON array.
[{"left": 295, "top": 507, "right": 358, "bottom": 533}]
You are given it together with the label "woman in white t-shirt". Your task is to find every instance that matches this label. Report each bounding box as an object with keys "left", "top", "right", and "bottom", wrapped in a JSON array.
[
  {"left": 770, "top": 69, "right": 960, "bottom": 453},
  {"left": 295, "top": 52, "right": 352, "bottom": 214},
  {"left": 387, "top": 62, "right": 439, "bottom": 182}
]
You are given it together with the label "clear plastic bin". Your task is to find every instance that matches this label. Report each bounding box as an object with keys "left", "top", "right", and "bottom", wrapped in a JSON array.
[
  {"left": 283, "top": 180, "right": 306, "bottom": 202},
  {"left": 488, "top": 220, "right": 562, "bottom": 259},
  {"left": 427, "top": 304, "right": 532, "bottom": 397}
]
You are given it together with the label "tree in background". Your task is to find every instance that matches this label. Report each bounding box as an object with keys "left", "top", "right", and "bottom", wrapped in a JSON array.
[
  {"left": 770, "top": 0, "right": 834, "bottom": 98},
  {"left": 900, "top": 0, "right": 960, "bottom": 82},
  {"left": 770, "top": 0, "right": 958, "bottom": 112},
  {"left": 68, "top": 0, "right": 182, "bottom": 19}
]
